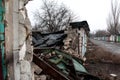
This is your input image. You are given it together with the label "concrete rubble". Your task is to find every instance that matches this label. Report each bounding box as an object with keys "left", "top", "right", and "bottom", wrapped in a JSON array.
[
  {"left": 63, "top": 28, "right": 80, "bottom": 57},
  {"left": 32, "top": 29, "right": 100, "bottom": 80}
]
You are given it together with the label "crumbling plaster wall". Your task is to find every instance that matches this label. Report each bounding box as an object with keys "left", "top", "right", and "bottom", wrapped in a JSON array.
[
  {"left": 64, "top": 27, "right": 88, "bottom": 58},
  {"left": 64, "top": 28, "right": 79, "bottom": 57},
  {"left": 78, "top": 28, "right": 87, "bottom": 57},
  {"left": 5, "top": 0, "right": 33, "bottom": 80}
]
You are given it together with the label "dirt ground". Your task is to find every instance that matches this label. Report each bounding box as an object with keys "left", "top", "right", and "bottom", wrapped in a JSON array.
[{"left": 85, "top": 41, "right": 120, "bottom": 80}]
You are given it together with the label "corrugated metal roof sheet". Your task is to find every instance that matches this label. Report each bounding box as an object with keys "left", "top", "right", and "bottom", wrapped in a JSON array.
[{"left": 32, "top": 31, "right": 67, "bottom": 48}]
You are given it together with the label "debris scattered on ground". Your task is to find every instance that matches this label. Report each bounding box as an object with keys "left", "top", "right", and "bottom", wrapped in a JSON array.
[
  {"left": 85, "top": 40, "right": 120, "bottom": 80},
  {"left": 32, "top": 31, "right": 101, "bottom": 80},
  {"left": 33, "top": 48, "right": 100, "bottom": 80}
]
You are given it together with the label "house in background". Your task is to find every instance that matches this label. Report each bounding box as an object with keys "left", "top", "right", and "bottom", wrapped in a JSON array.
[
  {"left": 64, "top": 21, "right": 90, "bottom": 58},
  {"left": 117, "top": 34, "right": 120, "bottom": 42},
  {"left": 96, "top": 34, "right": 120, "bottom": 42},
  {"left": 32, "top": 21, "right": 90, "bottom": 59}
]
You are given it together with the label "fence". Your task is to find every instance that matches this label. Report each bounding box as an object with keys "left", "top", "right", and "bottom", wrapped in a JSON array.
[{"left": 94, "top": 35, "right": 120, "bottom": 42}]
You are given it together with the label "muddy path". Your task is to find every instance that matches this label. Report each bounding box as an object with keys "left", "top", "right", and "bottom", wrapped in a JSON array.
[
  {"left": 85, "top": 39, "right": 120, "bottom": 80},
  {"left": 90, "top": 39, "right": 120, "bottom": 54}
]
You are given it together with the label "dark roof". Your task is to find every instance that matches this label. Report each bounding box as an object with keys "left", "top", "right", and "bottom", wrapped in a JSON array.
[
  {"left": 32, "top": 31, "right": 67, "bottom": 48},
  {"left": 70, "top": 21, "right": 90, "bottom": 31}
]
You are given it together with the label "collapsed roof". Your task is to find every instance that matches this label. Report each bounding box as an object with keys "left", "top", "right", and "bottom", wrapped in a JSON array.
[
  {"left": 32, "top": 30, "right": 67, "bottom": 48},
  {"left": 32, "top": 21, "right": 100, "bottom": 80}
]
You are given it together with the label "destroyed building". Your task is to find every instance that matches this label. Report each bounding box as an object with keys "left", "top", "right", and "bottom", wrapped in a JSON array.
[
  {"left": 33, "top": 21, "right": 90, "bottom": 59},
  {"left": 0, "top": 0, "right": 100, "bottom": 79},
  {"left": 64, "top": 21, "right": 90, "bottom": 58},
  {"left": 32, "top": 21, "right": 100, "bottom": 80}
]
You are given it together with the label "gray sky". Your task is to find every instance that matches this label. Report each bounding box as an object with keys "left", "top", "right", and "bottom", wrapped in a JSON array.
[{"left": 26, "top": 0, "right": 112, "bottom": 32}]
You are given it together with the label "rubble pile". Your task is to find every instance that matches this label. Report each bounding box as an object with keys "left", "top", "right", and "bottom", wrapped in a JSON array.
[
  {"left": 63, "top": 29, "right": 80, "bottom": 58},
  {"left": 33, "top": 48, "right": 100, "bottom": 80},
  {"left": 32, "top": 29, "right": 100, "bottom": 80},
  {"left": 32, "top": 63, "right": 54, "bottom": 80}
]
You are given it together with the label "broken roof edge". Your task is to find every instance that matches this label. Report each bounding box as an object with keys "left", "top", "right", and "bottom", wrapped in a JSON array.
[
  {"left": 32, "top": 30, "right": 65, "bottom": 35},
  {"left": 70, "top": 21, "right": 90, "bottom": 31}
]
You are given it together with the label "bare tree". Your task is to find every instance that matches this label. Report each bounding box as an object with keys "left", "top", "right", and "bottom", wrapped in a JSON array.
[
  {"left": 107, "top": 0, "right": 120, "bottom": 42},
  {"left": 33, "top": 0, "right": 74, "bottom": 32},
  {"left": 95, "top": 30, "right": 109, "bottom": 37}
]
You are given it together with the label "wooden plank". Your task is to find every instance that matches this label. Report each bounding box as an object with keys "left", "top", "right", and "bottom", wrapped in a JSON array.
[{"left": 33, "top": 54, "right": 70, "bottom": 80}]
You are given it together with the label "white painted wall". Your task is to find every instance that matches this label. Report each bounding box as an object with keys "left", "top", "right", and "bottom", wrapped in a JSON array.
[
  {"left": 78, "top": 28, "right": 87, "bottom": 57},
  {"left": 110, "top": 35, "right": 115, "bottom": 42}
]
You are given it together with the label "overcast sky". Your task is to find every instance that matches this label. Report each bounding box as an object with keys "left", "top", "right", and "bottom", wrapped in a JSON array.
[{"left": 26, "top": 0, "right": 112, "bottom": 32}]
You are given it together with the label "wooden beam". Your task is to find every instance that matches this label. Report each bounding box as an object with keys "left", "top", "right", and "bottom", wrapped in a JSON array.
[{"left": 33, "top": 54, "right": 70, "bottom": 80}]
